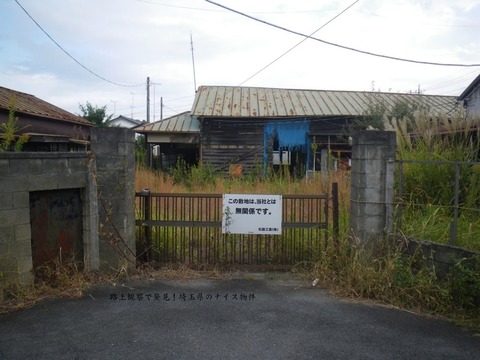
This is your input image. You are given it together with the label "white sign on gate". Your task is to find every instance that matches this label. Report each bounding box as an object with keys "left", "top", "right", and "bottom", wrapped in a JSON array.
[{"left": 222, "top": 194, "right": 282, "bottom": 235}]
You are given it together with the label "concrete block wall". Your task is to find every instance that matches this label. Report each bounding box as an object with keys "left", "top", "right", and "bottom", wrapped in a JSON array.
[
  {"left": 0, "top": 152, "right": 98, "bottom": 284},
  {"left": 350, "top": 131, "right": 396, "bottom": 244},
  {"left": 0, "top": 128, "right": 136, "bottom": 285}
]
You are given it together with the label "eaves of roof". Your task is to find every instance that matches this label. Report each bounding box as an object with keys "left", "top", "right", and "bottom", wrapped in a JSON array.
[
  {"left": 0, "top": 86, "right": 93, "bottom": 127},
  {"left": 134, "top": 111, "right": 199, "bottom": 133}
]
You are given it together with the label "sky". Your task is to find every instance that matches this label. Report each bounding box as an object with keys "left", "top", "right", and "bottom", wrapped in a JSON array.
[{"left": 1, "top": 0, "right": 480, "bottom": 122}]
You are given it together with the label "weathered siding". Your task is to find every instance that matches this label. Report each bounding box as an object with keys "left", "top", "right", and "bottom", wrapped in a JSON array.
[
  {"left": 200, "top": 116, "right": 355, "bottom": 175},
  {"left": 466, "top": 86, "right": 480, "bottom": 118},
  {"left": 201, "top": 118, "right": 264, "bottom": 175}
]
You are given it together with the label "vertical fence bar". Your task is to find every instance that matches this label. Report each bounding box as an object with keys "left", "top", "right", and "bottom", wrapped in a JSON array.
[
  {"left": 324, "top": 192, "right": 329, "bottom": 248},
  {"left": 396, "top": 161, "right": 404, "bottom": 232},
  {"left": 450, "top": 163, "right": 460, "bottom": 246},
  {"left": 141, "top": 189, "right": 152, "bottom": 262},
  {"left": 332, "top": 182, "right": 339, "bottom": 246}
]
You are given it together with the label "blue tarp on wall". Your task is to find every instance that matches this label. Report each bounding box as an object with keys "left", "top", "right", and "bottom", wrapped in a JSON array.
[{"left": 263, "top": 120, "right": 310, "bottom": 171}]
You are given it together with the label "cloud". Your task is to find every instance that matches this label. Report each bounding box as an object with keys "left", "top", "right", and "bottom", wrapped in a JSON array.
[{"left": 1, "top": 0, "right": 479, "bottom": 120}]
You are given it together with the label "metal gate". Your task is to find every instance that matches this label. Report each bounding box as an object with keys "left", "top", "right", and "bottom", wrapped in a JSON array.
[{"left": 135, "top": 187, "right": 337, "bottom": 269}]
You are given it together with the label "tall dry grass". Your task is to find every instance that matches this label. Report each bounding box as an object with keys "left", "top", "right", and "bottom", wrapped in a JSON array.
[{"left": 135, "top": 165, "right": 350, "bottom": 203}]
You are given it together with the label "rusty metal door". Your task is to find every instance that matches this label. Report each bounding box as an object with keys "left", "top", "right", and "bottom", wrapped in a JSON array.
[{"left": 30, "top": 189, "right": 84, "bottom": 271}]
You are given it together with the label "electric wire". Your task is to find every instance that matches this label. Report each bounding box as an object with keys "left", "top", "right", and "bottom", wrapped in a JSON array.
[
  {"left": 205, "top": 0, "right": 480, "bottom": 67},
  {"left": 238, "top": 0, "right": 359, "bottom": 85},
  {"left": 15, "top": 0, "right": 145, "bottom": 87}
]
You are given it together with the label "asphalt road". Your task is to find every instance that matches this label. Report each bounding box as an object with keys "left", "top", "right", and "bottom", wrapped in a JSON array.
[{"left": 0, "top": 274, "right": 478, "bottom": 360}]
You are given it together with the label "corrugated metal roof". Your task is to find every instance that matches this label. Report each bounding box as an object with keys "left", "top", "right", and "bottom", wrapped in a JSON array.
[
  {"left": 191, "top": 85, "right": 461, "bottom": 118},
  {"left": 134, "top": 111, "right": 200, "bottom": 133},
  {"left": 0, "top": 86, "right": 93, "bottom": 126}
]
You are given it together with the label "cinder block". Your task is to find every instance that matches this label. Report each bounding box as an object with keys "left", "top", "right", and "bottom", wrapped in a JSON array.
[
  {"left": 0, "top": 159, "right": 10, "bottom": 175},
  {"left": 117, "top": 142, "right": 135, "bottom": 156},
  {"left": 0, "top": 255, "right": 17, "bottom": 273},
  {"left": 28, "top": 174, "right": 59, "bottom": 191},
  {"left": 65, "top": 158, "right": 88, "bottom": 174},
  {"left": 13, "top": 191, "right": 29, "bottom": 208},
  {"left": 0, "top": 210, "right": 16, "bottom": 227},
  {"left": 28, "top": 159, "right": 43, "bottom": 175},
  {"left": 14, "top": 224, "right": 31, "bottom": 243},
  {"left": 0, "top": 193, "right": 13, "bottom": 210},
  {"left": 0, "top": 176, "right": 27, "bottom": 192},
  {"left": 42, "top": 158, "right": 69, "bottom": 175},
  {"left": 57, "top": 173, "right": 87, "bottom": 189},
  {"left": 0, "top": 226, "right": 14, "bottom": 243}
]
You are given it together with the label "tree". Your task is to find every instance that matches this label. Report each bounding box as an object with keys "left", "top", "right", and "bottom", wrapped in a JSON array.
[{"left": 78, "top": 102, "right": 113, "bottom": 128}]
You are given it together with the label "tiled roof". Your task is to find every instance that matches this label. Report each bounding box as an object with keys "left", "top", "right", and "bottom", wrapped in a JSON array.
[
  {"left": 0, "top": 86, "right": 93, "bottom": 126},
  {"left": 134, "top": 111, "right": 199, "bottom": 133},
  {"left": 191, "top": 85, "right": 461, "bottom": 118}
]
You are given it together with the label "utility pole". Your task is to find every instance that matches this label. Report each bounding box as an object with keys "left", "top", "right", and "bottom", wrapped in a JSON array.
[
  {"left": 146, "top": 77, "right": 150, "bottom": 123},
  {"left": 153, "top": 83, "right": 156, "bottom": 121},
  {"left": 190, "top": 33, "right": 197, "bottom": 92},
  {"left": 160, "top": 97, "right": 163, "bottom": 120}
]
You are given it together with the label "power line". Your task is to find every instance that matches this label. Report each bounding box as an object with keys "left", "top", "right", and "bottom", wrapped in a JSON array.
[
  {"left": 205, "top": 0, "right": 480, "bottom": 68},
  {"left": 238, "top": 0, "right": 359, "bottom": 85},
  {"left": 15, "top": 0, "right": 144, "bottom": 87}
]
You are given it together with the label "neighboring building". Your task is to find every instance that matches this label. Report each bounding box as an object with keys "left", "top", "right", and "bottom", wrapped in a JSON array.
[
  {"left": 458, "top": 74, "right": 480, "bottom": 119},
  {"left": 134, "top": 111, "right": 200, "bottom": 170},
  {"left": 0, "top": 86, "right": 93, "bottom": 151},
  {"left": 189, "top": 85, "right": 460, "bottom": 177},
  {"left": 110, "top": 115, "right": 144, "bottom": 128}
]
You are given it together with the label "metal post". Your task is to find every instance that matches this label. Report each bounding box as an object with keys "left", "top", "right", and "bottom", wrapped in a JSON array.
[
  {"left": 332, "top": 182, "right": 339, "bottom": 251},
  {"left": 396, "top": 161, "right": 404, "bottom": 232},
  {"left": 141, "top": 188, "right": 152, "bottom": 261},
  {"left": 450, "top": 163, "right": 460, "bottom": 246}
]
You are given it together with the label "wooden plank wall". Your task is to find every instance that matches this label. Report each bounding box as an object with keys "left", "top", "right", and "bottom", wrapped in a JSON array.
[{"left": 201, "top": 118, "right": 265, "bottom": 176}]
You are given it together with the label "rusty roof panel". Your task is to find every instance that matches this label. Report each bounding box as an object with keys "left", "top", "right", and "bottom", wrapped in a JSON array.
[
  {"left": 0, "top": 86, "right": 93, "bottom": 126},
  {"left": 134, "top": 111, "right": 200, "bottom": 133},
  {"left": 191, "top": 86, "right": 460, "bottom": 118}
]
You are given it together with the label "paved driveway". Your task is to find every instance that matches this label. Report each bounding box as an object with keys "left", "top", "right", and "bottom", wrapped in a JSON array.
[{"left": 0, "top": 274, "right": 479, "bottom": 359}]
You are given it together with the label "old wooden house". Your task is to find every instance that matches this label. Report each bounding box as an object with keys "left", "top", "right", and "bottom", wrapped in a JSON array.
[
  {"left": 134, "top": 111, "right": 200, "bottom": 170},
  {"left": 0, "top": 86, "right": 93, "bottom": 151},
  {"left": 190, "top": 85, "right": 459, "bottom": 177},
  {"left": 137, "top": 85, "right": 460, "bottom": 176},
  {"left": 458, "top": 73, "right": 480, "bottom": 119}
]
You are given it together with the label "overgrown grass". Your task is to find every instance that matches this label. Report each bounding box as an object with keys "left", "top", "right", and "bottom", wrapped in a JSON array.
[
  {"left": 309, "top": 234, "right": 480, "bottom": 332},
  {"left": 0, "top": 255, "right": 96, "bottom": 314},
  {"left": 135, "top": 163, "right": 351, "bottom": 199},
  {"left": 387, "top": 111, "right": 480, "bottom": 251}
]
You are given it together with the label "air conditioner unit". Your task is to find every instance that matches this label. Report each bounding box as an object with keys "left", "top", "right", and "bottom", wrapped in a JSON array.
[
  {"left": 281, "top": 151, "right": 291, "bottom": 165},
  {"left": 272, "top": 151, "right": 281, "bottom": 165}
]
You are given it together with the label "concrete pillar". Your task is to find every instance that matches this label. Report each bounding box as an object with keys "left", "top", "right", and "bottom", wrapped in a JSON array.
[
  {"left": 89, "top": 128, "right": 136, "bottom": 272},
  {"left": 350, "top": 131, "right": 396, "bottom": 244}
]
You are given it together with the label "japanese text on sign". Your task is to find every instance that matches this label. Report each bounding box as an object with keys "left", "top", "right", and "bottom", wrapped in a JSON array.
[{"left": 222, "top": 194, "right": 282, "bottom": 235}]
